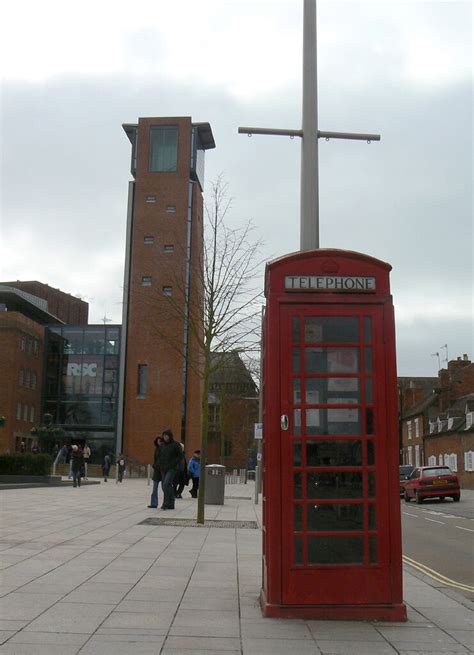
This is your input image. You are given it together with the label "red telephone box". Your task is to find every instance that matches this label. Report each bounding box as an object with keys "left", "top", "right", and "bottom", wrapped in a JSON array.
[{"left": 261, "top": 249, "right": 406, "bottom": 621}]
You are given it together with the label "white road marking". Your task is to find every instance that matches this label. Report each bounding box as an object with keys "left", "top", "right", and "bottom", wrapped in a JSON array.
[
  {"left": 425, "top": 518, "right": 444, "bottom": 524},
  {"left": 455, "top": 525, "right": 474, "bottom": 533},
  {"left": 403, "top": 512, "right": 418, "bottom": 517}
]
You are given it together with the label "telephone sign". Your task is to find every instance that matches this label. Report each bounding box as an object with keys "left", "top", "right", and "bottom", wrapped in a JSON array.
[{"left": 261, "top": 249, "right": 406, "bottom": 621}]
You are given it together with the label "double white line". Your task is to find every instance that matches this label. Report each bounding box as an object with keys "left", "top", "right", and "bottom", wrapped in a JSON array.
[{"left": 403, "top": 554, "right": 474, "bottom": 593}]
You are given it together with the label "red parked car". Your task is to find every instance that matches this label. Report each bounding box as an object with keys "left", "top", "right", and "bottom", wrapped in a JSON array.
[{"left": 404, "top": 466, "right": 460, "bottom": 504}]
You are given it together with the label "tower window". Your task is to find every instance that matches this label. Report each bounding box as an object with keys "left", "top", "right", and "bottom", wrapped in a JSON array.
[
  {"left": 137, "top": 364, "right": 148, "bottom": 398},
  {"left": 163, "top": 286, "right": 173, "bottom": 297},
  {"left": 144, "top": 236, "right": 154, "bottom": 245},
  {"left": 163, "top": 245, "right": 174, "bottom": 253},
  {"left": 142, "top": 276, "right": 152, "bottom": 286},
  {"left": 149, "top": 126, "right": 178, "bottom": 173}
]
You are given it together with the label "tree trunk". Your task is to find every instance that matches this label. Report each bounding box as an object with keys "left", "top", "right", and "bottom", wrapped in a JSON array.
[{"left": 197, "top": 351, "right": 210, "bottom": 524}]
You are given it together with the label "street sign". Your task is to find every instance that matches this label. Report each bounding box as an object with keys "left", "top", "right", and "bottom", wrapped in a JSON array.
[{"left": 254, "top": 423, "right": 263, "bottom": 440}]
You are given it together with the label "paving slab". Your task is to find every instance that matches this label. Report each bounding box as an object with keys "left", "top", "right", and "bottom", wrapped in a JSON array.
[
  {"left": 23, "top": 602, "right": 115, "bottom": 634},
  {"left": 0, "top": 480, "right": 472, "bottom": 655},
  {"left": 315, "top": 641, "right": 397, "bottom": 654}
]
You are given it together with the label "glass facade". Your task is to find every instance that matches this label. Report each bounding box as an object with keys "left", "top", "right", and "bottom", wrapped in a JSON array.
[
  {"left": 149, "top": 126, "right": 178, "bottom": 172},
  {"left": 43, "top": 325, "right": 121, "bottom": 461}
]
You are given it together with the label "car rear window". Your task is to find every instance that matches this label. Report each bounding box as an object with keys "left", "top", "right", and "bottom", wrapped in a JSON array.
[
  {"left": 422, "top": 467, "right": 453, "bottom": 477},
  {"left": 400, "top": 466, "right": 414, "bottom": 475}
]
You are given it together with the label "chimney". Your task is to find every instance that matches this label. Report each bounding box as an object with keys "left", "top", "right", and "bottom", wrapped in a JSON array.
[{"left": 463, "top": 354, "right": 469, "bottom": 361}]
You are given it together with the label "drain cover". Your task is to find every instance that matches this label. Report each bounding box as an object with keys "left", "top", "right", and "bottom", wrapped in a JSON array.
[{"left": 140, "top": 518, "right": 259, "bottom": 529}]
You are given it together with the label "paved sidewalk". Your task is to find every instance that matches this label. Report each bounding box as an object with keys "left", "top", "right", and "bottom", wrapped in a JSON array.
[{"left": 0, "top": 479, "right": 472, "bottom": 654}]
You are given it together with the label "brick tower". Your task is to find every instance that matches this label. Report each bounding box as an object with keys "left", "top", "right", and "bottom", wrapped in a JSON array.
[{"left": 120, "top": 117, "right": 215, "bottom": 462}]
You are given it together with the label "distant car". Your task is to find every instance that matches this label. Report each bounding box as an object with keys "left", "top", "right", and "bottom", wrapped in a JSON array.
[
  {"left": 404, "top": 466, "right": 460, "bottom": 504},
  {"left": 399, "top": 465, "right": 415, "bottom": 495}
]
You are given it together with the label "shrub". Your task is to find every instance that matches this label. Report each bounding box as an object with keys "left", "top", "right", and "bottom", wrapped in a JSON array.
[{"left": 0, "top": 453, "right": 52, "bottom": 476}]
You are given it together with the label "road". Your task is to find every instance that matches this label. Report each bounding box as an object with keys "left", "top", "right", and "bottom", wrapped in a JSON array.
[{"left": 401, "top": 492, "right": 474, "bottom": 601}]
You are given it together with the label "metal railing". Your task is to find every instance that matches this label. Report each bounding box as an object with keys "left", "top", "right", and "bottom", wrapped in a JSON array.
[{"left": 225, "top": 468, "right": 247, "bottom": 484}]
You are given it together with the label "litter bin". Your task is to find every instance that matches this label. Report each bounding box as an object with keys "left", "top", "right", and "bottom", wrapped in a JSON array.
[{"left": 205, "top": 464, "right": 226, "bottom": 505}]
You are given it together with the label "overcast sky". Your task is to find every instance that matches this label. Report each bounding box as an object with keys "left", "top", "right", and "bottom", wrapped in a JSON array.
[{"left": 0, "top": 0, "right": 472, "bottom": 376}]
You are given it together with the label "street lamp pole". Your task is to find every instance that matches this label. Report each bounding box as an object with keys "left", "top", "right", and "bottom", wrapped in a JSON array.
[{"left": 238, "top": 0, "right": 380, "bottom": 251}]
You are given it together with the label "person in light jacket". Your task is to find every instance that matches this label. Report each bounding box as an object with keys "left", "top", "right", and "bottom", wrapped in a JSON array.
[{"left": 148, "top": 436, "right": 162, "bottom": 508}]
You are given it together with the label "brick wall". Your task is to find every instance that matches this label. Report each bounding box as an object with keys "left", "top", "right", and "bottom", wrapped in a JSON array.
[
  {"left": 122, "top": 117, "right": 203, "bottom": 463},
  {"left": 0, "top": 313, "right": 44, "bottom": 453},
  {"left": 424, "top": 430, "right": 474, "bottom": 489}
]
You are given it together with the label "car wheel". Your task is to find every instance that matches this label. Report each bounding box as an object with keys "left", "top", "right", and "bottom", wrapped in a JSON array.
[
  {"left": 415, "top": 491, "right": 423, "bottom": 504},
  {"left": 452, "top": 494, "right": 460, "bottom": 502},
  {"left": 404, "top": 491, "right": 410, "bottom": 503},
  {"left": 439, "top": 497, "right": 445, "bottom": 502}
]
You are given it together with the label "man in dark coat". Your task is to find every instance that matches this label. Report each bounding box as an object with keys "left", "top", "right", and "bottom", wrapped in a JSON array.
[{"left": 159, "top": 430, "right": 182, "bottom": 510}]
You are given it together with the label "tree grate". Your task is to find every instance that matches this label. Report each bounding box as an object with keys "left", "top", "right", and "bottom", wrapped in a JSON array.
[{"left": 140, "top": 518, "right": 259, "bottom": 529}]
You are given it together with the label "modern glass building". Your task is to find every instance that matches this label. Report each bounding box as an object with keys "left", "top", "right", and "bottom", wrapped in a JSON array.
[{"left": 43, "top": 325, "right": 121, "bottom": 462}]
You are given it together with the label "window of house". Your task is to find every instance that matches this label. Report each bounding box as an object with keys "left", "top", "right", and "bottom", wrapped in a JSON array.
[
  {"left": 407, "top": 420, "right": 412, "bottom": 440},
  {"left": 20, "top": 337, "right": 26, "bottom": 351},
  {"left": 224, "top": 437, "right": 233, "bottom": 457},
  {"left": 137, "top": 364, "right": 148, "bottom": 398},
  {"left": 144, "top": 236, "right": 154, "bottom": 245},
  {"left": 16, "top": 403, "right": 22, "bottom": 420},
  {"left": 464, "top": 451, "right": 474, "bottom": 472},
  {"left": 443, "top": 453, "right": 450, "bottom": 467},
  {"left": 19, "top": 369, "right": 24, "bottom": 386},
  {"left": 30, "top": 406, "right": 35, "bottom": 423},
  {"left": 163, "top": 244, "right": 174, "bottom": 253},
  {"left": 27, "top": 339, "right": 33, "bottom": 354},
  {"left": 407, "top": 446, "right": 413, "bottom": 465},
  {"left": 414, "top": 418, "right": 419, "bottom": 438},
  {"left": 33, "top": 340, "right": 39, "bottom": 355},
  {"left": 149, "top": 126, "right": 178, "bottom": 173},
  {"left": 428, "top": 455, "right": 437, "bottom": 466},
  {"left": 25, "top": 370, "right": 30, "bottom": 388},
  {"left": 23, "top": 404, "right": 28, "bottom": 421},
  {"left": 163, "top": 286, "right": 173, "bottom": 296},
  {"left": 415, "top": 444, "right": 420, "bottom": 467},
  {"left": 31, "top": 372, "right": 37, "bottom": 389},
  {"left": 166, "top": 205, "right": 176, "bottom": 213},
  {"left": 439, "top": 454, "right": 443, "bottom": 465},
  {"left": 429, "top": 421, "right": 435, "bottom": 434},
  {"left": 146, "top": 195, "right": 156, "bottom": 203},
  {"left": 449, "top": 453, "right": 457, "bottom": 472},
  {"left": 142, "top": 276, "right": 152, "bottom": 286}
]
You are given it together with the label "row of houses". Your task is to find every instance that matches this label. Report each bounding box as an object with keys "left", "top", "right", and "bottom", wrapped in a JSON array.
[{"left": 399, "top": 355, "right": 474, "bottom": 488}]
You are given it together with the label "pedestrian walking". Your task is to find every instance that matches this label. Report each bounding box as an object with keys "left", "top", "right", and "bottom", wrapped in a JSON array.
[
  {"left": 71, "top": 445, "right": 84, "bottom": 488},
  {"left": 173, "top": 442, "right": 188, "bottom": 499},
  {"left": 103, "top": 453, "right": 112, "bottom": 482},
  {"left": 188, "top": 450, "right": 201, "bottom": 498},
  {"left": 159, "top": 430, "right": 182, "bottom": 510},
  {"left": 117, "top": 453, "right": 126, "bottom": 483},
  {"left": 83, "top": 442, "right": 91, "bottom": 479},
  {"left": 148, "top": 437, "right": 162, "bottom": 508}
]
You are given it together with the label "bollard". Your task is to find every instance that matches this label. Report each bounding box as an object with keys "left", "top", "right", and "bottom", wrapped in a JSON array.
[{"left": 254, "top": 464, "right": 260, "bottom": 504}]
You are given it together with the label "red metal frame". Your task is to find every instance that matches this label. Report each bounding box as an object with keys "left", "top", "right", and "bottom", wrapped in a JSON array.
[{"left": 261, "top": 249, "right": 406, "bottom": 621}]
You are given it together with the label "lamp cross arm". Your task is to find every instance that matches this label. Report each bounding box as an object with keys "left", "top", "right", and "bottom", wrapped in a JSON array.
[{"left": 238, "top": 126, "right": 380, "bottom": 142}]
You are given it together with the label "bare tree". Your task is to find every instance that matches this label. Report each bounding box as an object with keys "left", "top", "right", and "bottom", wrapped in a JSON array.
[{"left": 143, "top": 175, "right": 264, "bottom": 523}]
